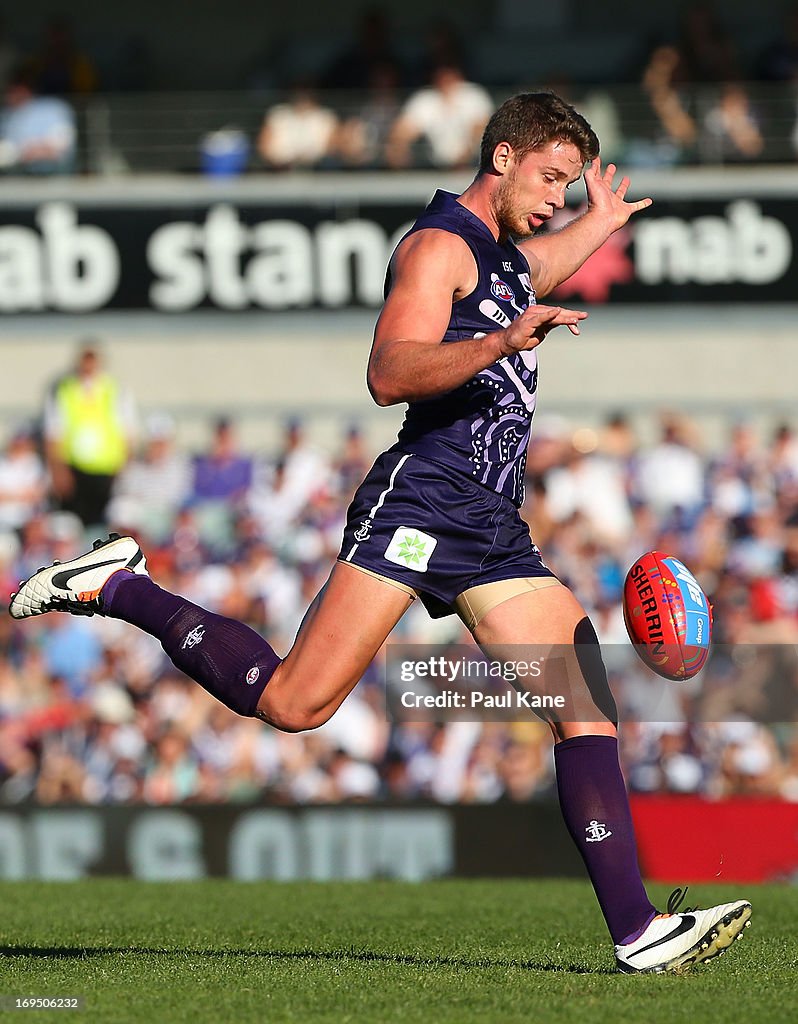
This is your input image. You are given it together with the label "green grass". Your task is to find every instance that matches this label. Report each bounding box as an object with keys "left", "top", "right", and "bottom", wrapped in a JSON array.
[{"left": 0, "top": 880, "right": 795, "bottom": 1023}]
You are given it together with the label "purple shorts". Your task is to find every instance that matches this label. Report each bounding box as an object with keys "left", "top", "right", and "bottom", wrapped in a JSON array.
[{"left": 338, "top": 450, "right": 556, "bottom": 618}]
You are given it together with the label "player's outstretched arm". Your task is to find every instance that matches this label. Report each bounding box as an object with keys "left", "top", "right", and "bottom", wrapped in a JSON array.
[
  {"left": 367, "top": 229, "right": 586, "bottom": 406},
  {"left": 519, "top": 158, "right": 652, "bottom": 297}
]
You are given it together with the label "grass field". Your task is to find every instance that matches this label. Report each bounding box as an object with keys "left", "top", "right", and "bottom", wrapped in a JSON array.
[{"left": 0, "top": 879, "right": 795, "bottom": 1023}]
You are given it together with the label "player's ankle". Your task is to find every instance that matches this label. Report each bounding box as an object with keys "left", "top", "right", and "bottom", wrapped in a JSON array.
[{"left": 100, "top": 567, "right": 139, "bottom": 612}]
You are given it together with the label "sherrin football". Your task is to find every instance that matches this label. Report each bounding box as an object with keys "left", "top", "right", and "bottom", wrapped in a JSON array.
[{"left": 623, "top": 550, "right": 712, "bottom": 680}]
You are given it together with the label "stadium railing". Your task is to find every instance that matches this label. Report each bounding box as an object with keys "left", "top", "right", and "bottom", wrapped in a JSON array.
[{"left": 63, "top": 83, "right": 798, "bottom": 176}]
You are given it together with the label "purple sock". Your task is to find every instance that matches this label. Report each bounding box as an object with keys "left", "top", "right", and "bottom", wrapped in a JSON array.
[
  {"left": 102, "top": 572, "right": 279, "bottom": 718},
  {"left": 554, "top": 735, "right": 656, "bottom": 945}
]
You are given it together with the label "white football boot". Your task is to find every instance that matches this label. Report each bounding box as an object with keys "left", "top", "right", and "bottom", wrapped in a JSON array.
[
  {"left": 9, "top": 533, "right": 148, "bottom": 619},
  {"left": 615, "top": 887, "right": 751, "bottom": 973}
]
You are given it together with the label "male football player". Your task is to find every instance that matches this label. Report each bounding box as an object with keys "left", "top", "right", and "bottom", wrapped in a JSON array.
[{"left": 10, "top": 93, "right": 750, "bottom": 972}]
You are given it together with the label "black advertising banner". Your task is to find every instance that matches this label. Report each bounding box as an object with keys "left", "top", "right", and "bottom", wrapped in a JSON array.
[
  {"left": 0, "top": 801, "right": 793, "bottom": 881},
  {"left": 0, "top": 804, "right": 582, "bottom": 880},
  {"left": 0, "top": 195, "right": 794, "bottom": 313}
]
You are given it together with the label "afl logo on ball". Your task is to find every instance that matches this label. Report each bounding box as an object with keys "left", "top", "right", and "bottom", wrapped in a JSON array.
[{"left": 491, "top": 279, "right": 515, "bottom": 303}]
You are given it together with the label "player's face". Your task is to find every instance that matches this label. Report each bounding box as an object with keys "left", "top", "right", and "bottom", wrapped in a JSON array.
[{"left": 494, "top": 141, "right": 585, "bottom": 237}]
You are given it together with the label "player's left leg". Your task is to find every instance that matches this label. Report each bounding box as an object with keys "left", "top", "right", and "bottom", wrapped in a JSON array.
[
  {"left": 469, "top": 581, "right": 659, "bottom": 950},
  {"left": 9, "top": 534, "right": 414, "bottom": 730}
]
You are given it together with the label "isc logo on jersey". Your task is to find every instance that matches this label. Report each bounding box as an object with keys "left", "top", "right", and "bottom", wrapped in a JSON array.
[{"left": 491, "top": 280, "right": 515, "bottom": 303}]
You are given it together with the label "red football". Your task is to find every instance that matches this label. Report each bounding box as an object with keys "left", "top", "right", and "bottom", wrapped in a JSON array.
[{"left": 623, "top": 550, "right": 713, "bottom": 680}]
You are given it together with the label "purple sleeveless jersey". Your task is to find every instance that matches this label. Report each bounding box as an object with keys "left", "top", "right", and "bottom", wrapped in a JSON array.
[{"left": 388, "top": 190, "right": 538, "bottom": 508}]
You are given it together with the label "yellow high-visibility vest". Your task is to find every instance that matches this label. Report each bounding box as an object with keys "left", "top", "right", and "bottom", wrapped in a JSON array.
[{"left": 56, "top": 374, "right": 127, "bottom": 474}]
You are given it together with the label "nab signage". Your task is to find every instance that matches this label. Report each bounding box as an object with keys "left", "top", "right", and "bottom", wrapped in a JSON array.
[{"left": 0, "top": 194, "right": 795, "bottom": 313}]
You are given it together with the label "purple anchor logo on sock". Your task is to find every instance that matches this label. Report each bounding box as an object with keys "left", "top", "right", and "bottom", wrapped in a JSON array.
[{"left": 585, "top": 820, "right": 613, "bottom": 843}]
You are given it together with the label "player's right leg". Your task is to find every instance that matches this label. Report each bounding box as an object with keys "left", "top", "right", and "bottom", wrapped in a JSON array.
[
  {"left": 9, "top": 534, "right": 413, "bottom": 732},
  {"left": 469, "top": 580, "right": 752, "bottom": 971}
]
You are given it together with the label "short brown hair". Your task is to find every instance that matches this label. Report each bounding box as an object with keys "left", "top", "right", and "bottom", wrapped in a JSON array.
[{"left": 479, "top": 92, "right": 599, "bottom": 173}]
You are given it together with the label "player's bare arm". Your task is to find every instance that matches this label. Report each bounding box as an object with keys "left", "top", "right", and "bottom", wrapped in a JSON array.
[
  {"left": 367, "top": 228, "right": 587, "bottom": 406},
  {"left": 520, "top": 158, "right": 653, "bottom": 297}
]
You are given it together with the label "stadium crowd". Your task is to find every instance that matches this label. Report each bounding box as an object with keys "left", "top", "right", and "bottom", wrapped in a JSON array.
[
  {"left": 1, "top": 392, "right": 797, "bottom": 807},
  {"left": 1, "top": 8, "right": 798, "bottom": 172}
]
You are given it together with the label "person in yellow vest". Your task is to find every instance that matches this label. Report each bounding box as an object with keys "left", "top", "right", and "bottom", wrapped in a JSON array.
[{"left": 44, "top": 343, "right": 137, "bottom": 526}]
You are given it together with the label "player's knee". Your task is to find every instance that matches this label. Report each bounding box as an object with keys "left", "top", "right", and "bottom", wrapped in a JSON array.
[{"left": 255, "top": 690, "right": 332, "bottom": 733}]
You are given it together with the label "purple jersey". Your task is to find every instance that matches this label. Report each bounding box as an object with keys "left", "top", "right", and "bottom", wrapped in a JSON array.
[{"left": 389, "top": 190, "right": 538, "bottom": 507}]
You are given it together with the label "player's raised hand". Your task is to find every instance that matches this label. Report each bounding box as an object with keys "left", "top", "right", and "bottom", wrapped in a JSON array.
[
  {"left": 584, "top": 157, "right": 652, "bottom": 231},
  {"left": 498, "top": 304, "right": 587, "bottom": 356}
]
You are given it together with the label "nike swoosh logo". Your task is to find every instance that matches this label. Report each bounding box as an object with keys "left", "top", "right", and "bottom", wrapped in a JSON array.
[
  {"left": 52, "top": 557, "right": 128, "bottom": 590},
  {"left": 627, "top": 915, "right": 696, "bottom": 958}
]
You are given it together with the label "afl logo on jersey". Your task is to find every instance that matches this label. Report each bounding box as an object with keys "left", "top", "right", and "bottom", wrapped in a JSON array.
[{"left": 491, "top": 279, "right": 515, "bottom": 303}]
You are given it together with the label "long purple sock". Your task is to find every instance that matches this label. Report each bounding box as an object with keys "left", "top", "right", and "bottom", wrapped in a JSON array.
[
  {"left": 102, "top": 572, "right": 279, "bottom": 717},
  {"left": 554, "top": 735, "right": 656, "bottom": 945}
]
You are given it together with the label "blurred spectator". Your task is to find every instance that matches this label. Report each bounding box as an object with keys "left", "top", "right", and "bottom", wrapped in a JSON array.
[
  {"left": 499, "top": 735, "right": 549, "bottom": 801},
  {"left": 190, "top": 417, "right": 254, "bottom": 551},
  {"left": 729, "top": 507, "right": 784, "bottom": 581},
  {"left": 42, "top": 616, "right": 103, "bottom": 697},
  {"left": 247, "top": 459, "right": 306, "bottom": 548},
  {"left": 28, "top": 16, "right": 98, "bottom": 96},
  {"left": 0, "top": 66, "right": 76, "bottom": 175},
  {"left": 192, "top": 417, "right": 253, "bottom": 503},
  {"left": 600, "top": 411, "right": 638, "bottom": 463},
  {"left": 544, "top": 433, "right": 633, "bottom": 544},
  {"left": 635, "top": 415, "right": 704, "bottom": 518},
  {"left": 336, "top": 63, "right": 402, "bottom": 168},
  {"left": 328, "top": 749, "right": 381, "bottom": 800},
  {"left": 0, "top": 424, "right": 47, "bottom": 532},
  {"left": 247, "top": 418, "right": 332, "bottom": 550},
  {"left": 387, "top": 63, "right": 493, "bottom": 169},
  {"left": 144, "top": 728, "right": 199, "bottom": 804},
  {"left": 335, "top": 424, "right": 371, "bottom": 495},
  {"left": 44, "top": 343, "right": 137, "bottom": 526},
  {"left": 276, "top": 418, "right": 331, "bottom": 509},
  {"left": 237, "top": 540, "right": 304, "bottom": 645},
  {"left": 711, "top": 719, "right": 784, "bottom": 797},
  {"left": 702, "top": 83, "right": 764, "bottom": 163},
  {"left": 770, "top": 423, "right": 798, "bottom": 496},
  {"left": 627, "top": 724, "right": 706, "bottom": 794},
  {"left": 36, "top": 742, "right": 88, "bottom": 803},
  {"left": 631, "top": 45, "right": 697, "bottom": 166},
  {"left": 708, "top": 421, "right": 769, "bottom": 519},
  {"left": 107, "top": 414, "right": 192, "bottom": 541},
  {"left": 257, "top": 83, "right": 339, "bottom": 170}
]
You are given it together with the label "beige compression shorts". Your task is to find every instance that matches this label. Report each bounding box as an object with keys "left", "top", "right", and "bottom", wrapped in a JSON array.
[{"left": 343, "top": 562, "right": 561, "bottom": 630}]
